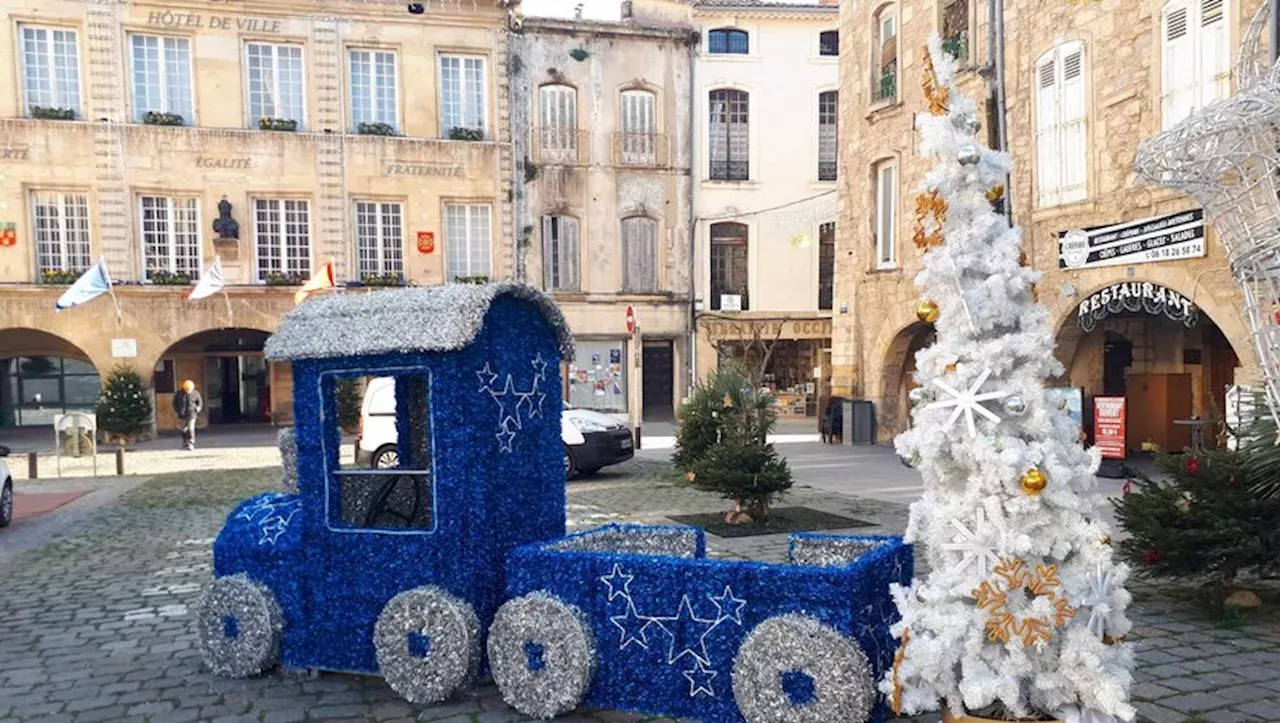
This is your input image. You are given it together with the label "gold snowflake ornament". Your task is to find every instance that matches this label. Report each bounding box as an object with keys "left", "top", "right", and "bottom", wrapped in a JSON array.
[{"left": 974, "top": 559, "right": 1076, "bottom": 648}]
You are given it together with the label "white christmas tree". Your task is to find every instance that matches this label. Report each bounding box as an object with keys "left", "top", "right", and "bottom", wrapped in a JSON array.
[{"left": 881, "top": 39, "right": 1135, "bottom": 723}]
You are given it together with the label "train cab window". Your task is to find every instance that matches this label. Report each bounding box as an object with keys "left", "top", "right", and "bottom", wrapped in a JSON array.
[{"left": 325, "top": 374, "right": 434, "bottom": 532}]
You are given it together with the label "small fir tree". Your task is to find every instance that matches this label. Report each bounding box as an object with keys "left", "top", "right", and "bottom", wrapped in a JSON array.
[
  {"left": 336, "top": 378, "right": 362, "bottom": 433},
  {"left": 1114, "top": 447, "right": 1280, "bottom": 591},
  {"left": 675, "top": 362, "right": 792, "bottom": 522},
  {"left": 96, "top": 365, "right": 153, "bottom": 445}
]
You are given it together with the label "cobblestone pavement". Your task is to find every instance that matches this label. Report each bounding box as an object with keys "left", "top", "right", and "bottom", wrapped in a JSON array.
[{"left": 1, "top": 460, "right": 1278, "bottom": 723}]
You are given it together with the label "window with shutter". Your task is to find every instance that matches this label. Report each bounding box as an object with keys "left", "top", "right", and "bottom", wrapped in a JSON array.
[
  {"left": 542, "top": 215, "right": 580, "bottom": 291},
  {"left": 875, "top": 162, "right": 897, "bottom": 268},
  {"left": 620, "top": 90, "right": 657, "bottom": 166},
  {"left": 445, "top": 204, "right": 491, "bottom": 281},
  {"left": 709, "top": 89, "right": 749, "bottom": 180},
  {"left": 1035, "top": 43, "right": 1088, "bottom": 207},
  {"left": 1161, "top": 0, "right": 1230, "bottom": 129},
  {"left": 818, "top": 222, "right": 835, "bottom": 310},
  {"left": 873, "top": 8, "right": 898, "bottom": 102},
  {"left": 818, "top": 91, "right": 838, "bottom": 181},
  {"left": 621, "top": 217, "right": 658, "bottom": 293},
  {"left": 539, "top": 85, "right": 578, "bottom": 163}
]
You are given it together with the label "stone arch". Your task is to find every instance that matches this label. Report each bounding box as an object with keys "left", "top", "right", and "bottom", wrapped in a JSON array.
[
  {"left": 874, "top": 319, "right": 935, "bottom": 441},
  {"left": 0, "top": 328, "right": 104, "bottom": 428},
  {"left": 149, "top": 326, "right": 280, "bottom": 429}
]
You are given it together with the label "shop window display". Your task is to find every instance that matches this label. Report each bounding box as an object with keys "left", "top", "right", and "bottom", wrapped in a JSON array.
[{"left": 567, "top": 340, "right": 626, "bottom": 413}]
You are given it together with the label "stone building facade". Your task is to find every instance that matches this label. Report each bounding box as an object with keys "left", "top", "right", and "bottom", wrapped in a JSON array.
[
  {"left": 0, "top": 0, "right": 518, "bottom": 429},
  {"left": 511, "top": 15, "right": 696, "bottom": 424},
  {"left": 835, "top": 0, "right": 1262, "bottom": 449}
]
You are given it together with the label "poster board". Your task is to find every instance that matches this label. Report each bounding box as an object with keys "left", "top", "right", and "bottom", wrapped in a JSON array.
[{"left": 1093, "top": 396, "right": 1127, "bottom": 459}]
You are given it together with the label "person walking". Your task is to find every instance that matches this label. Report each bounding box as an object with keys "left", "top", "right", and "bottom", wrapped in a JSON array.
[{"left": 173, "top": 380, "right": 203, "bottom": 451}]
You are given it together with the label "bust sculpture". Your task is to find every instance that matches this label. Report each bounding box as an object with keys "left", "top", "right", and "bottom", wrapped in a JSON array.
[{"left": 213, "top": 198, "right": 240, "bottom": 240}]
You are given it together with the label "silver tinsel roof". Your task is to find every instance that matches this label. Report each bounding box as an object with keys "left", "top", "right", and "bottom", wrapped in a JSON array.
[{"left": 264, "top": 283, "right": 574, "bottom": 362}]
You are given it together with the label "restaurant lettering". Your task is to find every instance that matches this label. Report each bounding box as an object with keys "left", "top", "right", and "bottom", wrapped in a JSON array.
[
  {"left": 146, "top": 10, "right": 283, "bottom": 33},
  {"left": 383, "top": 163, "right": 465, "bottom": 178},
  {"left": 1076, "top": 281, "right": 1198, "bottom": 333},
  {"left": 1059, "top": 209, "right": 1206, "bottom": 270},
  {"left": 196, "top": 157, "right": 253, "bottom": 170}
]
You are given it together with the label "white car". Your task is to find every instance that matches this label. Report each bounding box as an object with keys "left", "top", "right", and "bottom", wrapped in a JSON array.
[
  {"left": 355, "top": 377, "right": 634, "bottom": 478},
  {"left": 0, "top": 444, "right": 12, "bottom": 528}
]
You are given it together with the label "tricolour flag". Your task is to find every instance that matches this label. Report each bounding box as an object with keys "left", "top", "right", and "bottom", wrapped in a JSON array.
[
  {"left": 295, "top": 259, "right": 336, "bottom": 304},
  {"left": 187, "top": 257, "right": 226, "bottom": 301},
  {"left": 55, "top": 258, "right": 113, "bottom": 311}
]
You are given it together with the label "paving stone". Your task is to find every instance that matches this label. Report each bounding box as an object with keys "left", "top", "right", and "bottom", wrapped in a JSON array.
[
  {"left": 1233, "top": 700, "right": 1280, "bottom": 719},
  {"left": 1134, "top": 701, "right": 1192, "bottom": 723},
  {"left": 1161, "top": 692, "right": 1235, "bottom": 713},
  {"left": 1203, "top": 709, "right": 1261, "bottom": 723},
  {"left": 1159, "top": 676, "right": 1213, "bottom": 693},
  {"left": 263, "top": 710, "right": 307, "bottom": 723},
  {"left": 1146, "top": 663, "right": 1195, "bottom": 679},
  {"left": 72, "top": 705, "right": 129, "bottom": 723},
  {"left": 1132, "top": 681, "right": 1179, "bottom": 701},
  {"left": 1136, "top": 649, "right": 1185, "bottom": 665}
]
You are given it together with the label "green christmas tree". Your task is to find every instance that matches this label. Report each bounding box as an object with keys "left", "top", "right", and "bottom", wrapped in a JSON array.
[
  {"left": 96, "top": 365, "right": 153, "bottom": 445},
  {"left": 336, "top": 378, "right": 362, "bottom": 433},
  {"left": 1113, "top": 445, "right": 1280, "bottom": 592},
  {"left": 674, "top": 362, "right": 793, "bottom": 522}
]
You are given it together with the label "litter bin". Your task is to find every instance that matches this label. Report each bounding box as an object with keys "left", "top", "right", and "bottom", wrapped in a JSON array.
[{"left": 842, "top": 399, "right": 876, "bottom": 445}]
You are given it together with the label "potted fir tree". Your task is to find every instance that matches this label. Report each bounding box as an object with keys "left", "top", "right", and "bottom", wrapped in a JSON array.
[{"left": 96, "top": 365, "right": 154, "bottom": 448}]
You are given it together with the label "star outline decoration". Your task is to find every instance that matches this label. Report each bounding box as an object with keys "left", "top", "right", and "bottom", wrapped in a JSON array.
[
  {"left": 476, "top": 356, "right": 551, "bottom": 453},
  {"left": 926, "top": 367, "right": 1011, "bottom": 437},
  {"left": 683, "top": 659, "right": 717, "bottom": 698}
]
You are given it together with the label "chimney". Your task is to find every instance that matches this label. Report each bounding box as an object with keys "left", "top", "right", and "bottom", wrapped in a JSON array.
[
  {"left": 574, "top": 3, "right": 584, "bottom": 19},
  {"left": 621, "top": 0, "right": 633, "bottom": 20}
]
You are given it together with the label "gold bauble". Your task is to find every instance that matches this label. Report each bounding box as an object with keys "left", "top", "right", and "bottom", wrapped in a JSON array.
[
  {"left": 1101, "top": 536, "right": 1112, "bottom": 546},
  {"left": 1020, "top": 468, "right": 1048, "bottom": 494},
  {"left": 1103, "top": 634, "right": 1127, "bottom": 645},
  {"left": 986, "top": 184, "right": 1005, "bottom": 202},
  {"left": 917, "top": 300, "right": 940, "bottom": 324},
  {"left": 945, "top": 362, "right": 958, "bottom": 374}
]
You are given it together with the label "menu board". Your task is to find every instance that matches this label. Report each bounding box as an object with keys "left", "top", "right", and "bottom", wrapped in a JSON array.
[{"left": 568, "top": 340, "right": 626, "bottom": 413}]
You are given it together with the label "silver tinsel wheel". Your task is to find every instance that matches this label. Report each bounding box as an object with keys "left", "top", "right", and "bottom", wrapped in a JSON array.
[
  {"left": 195, "top": 574, "right": 283, "bottom": 678},
  {"left": 732, "top": 614, "right": 874, "bottom": 723},
  {"left": 488, "top": 592, "right": 597, "bottom": 719},
  {"left": 374, "top": 585, "right": 480, "bottom": 705}
]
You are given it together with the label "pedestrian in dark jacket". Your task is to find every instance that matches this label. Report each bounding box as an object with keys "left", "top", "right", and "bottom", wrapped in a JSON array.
[{"left": 173, "top": 380, "right": 203, "bottom": 451}]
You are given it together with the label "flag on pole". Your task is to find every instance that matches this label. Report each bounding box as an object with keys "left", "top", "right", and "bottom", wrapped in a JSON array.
[
  {"left": 55, "top": 258, "right": 113, "bottom": 311},
  {"left": 186, "top": 257, "right": 226, "bottom": 301},
  {"left": 295, "top": 259, "right": 336, "bottom": 304}
]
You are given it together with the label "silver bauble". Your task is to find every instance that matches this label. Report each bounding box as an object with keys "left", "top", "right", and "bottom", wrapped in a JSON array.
[
  {"left": 908, "top": 387, "right": 928, "bottom": 406},
  {"left": 957, "top": 143, "right": 981, "bottom": 166},
  {"left": 1002, "top": 394, "right": 1028, "bottom": 416}
]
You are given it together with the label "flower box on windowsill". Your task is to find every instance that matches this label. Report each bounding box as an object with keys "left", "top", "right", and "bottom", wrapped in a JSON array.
[
  {"left": 143, "top": 111, "right": 185, "bottom": 127},
  {"left": 452, "top": 274, "right": 489, "bottom": 285},
  {"left": 353, "top": 272, "right": 407, "bottom": 288},
  {"left": 259, "top": 117, "right": 299, "bottom": 132},
  {"left": 30, "top": 106, "right": 77, "bottom": 121},
  {"left": 148, "top": 270, "right": 192, "bottom": 285},
  {"left": 263, "top": 272, "right": 307, "bottom": 286},
  {"left": 357, "top": 122, "right": 399, "bottom": 137},
  {"left": 447, "top": 127, "right": 485, "bottom": 142},
  {"left": 39, "top": 269, "right": 80, "bottom": 285}
]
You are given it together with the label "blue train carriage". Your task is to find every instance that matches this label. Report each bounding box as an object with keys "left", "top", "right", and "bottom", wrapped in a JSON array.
[
  {"left": 494, "top": 524, "right": 913, "bottom": 723},
  {"left": 194, "top": 283, "right": 573, "bottom": 704}
]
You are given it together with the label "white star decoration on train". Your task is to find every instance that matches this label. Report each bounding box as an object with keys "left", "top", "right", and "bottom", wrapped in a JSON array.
[
  {"left": 600, "top": 566, "right": 747, "bottom": 698},
  {"left": 477, "top": 355, "right": 550, "bottom": 453},
  {"left": 235, "top": 495, "right": 302, "bottom": 547},
  {"left": 926, "top": 367, "right": 1011, "bottom": 437},
  {"left": 940, "top": 507, "right": 1000, "bottom": 578}
]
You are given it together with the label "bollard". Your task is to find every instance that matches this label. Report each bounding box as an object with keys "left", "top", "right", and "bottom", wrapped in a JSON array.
[
  {"left": 634, "top": 424, "right": 642, "bottom": 451},
  {"left": 116, "top": 448, "right": 125, "bottom": 476},
  {"left": 28, "top": 451, "right": 37, "bottom": 479}
]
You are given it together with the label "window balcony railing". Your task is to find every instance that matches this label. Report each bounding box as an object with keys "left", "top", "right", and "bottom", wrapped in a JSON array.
[
  {"left": 612, "top": 132, "right": 670, "bottom": 168},
  {"left": 531, "top": 128, "right": 589, "bottom": 166},
  {"left": 709, "top": 160, "right": 750, "bottom": 182},
  {"left": 818, "top": 161, "right": 837, "bottom": 182},
  {"left": 875, "top": 66, "right": 898, "bottom": 103}
]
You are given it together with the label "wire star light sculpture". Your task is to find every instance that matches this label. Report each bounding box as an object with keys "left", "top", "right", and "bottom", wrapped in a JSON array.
[{"left": 1134, "top": 4, "right": 1280, "bottom": 433}]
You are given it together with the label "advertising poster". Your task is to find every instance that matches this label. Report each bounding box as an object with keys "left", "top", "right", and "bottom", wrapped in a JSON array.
[{"left": 1093, "top": 396, "right": 1127, "bottom": 459}]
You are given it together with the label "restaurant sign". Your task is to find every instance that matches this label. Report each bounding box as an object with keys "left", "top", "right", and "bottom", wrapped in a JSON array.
[
  {"left": 1058, "top": 209, "right": 1205, "bottom": 270},
  {"left": 1077, "top": 281, "right": 1198, "bottom": 333}
]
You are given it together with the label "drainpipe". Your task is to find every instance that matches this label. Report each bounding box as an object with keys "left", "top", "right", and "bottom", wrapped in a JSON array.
[
  {"left": 687, "top": 31, "right": 699, "bottom": 394},
  {"left": 988, "top": 0, "right": 1011, "bottom": 221},
  {"left": 1273, "top": 0, "right": 1279, "bottom": 63}
]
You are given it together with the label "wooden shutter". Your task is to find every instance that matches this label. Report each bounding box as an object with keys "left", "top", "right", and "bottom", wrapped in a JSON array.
[
  {"left": 1059, "top": 43, "right": 1087, "bottom": 204},
  {"left": 1162, "top": 3, "right": 1194, "bottom": 128},
  {"left": 622, "top": 217, "right": 657, "bottom": 293},
  {"left": 1035, "top": 53, "right": 1060, "bottom": 207},
  {"left": 1198, "top": 0, "right": 1228, "bottom": 106},
  {"left": 542, "top": 216, "right": 580, "bottom": 291},
  {"left": 539, "top": 85, "right": 577, "bottom": 162}
]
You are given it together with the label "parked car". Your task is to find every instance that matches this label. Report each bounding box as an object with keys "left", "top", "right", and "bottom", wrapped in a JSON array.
[
  {"left": 356, "top": 377, "right": 634, "bottom": 478},
  {"left": 1, "top": 444, "right": 12, "bottom": 528}
]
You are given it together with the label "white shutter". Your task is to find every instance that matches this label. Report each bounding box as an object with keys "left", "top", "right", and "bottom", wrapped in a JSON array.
[
  {"left": 1035, "top": 54, "right": 1060, "bottom": 207},
  {"left": 1198, "top": 0, "right": 1228, "bottom": 106},
  {"left": 1162, "top": 3, "right": 1194, "bottom": 128},
  {"left": 1059, "top": 44, "right": 1087, "bottom": 204},
  {"left": 539, "top": 85, "right": 577, "bottom": 162}
]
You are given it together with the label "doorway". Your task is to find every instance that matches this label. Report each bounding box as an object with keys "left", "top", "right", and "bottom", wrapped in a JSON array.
[
  {"left": 642, "top": 342, "right": 674, "bottom": 422},
  {"left": 204, "top": 356, "right": 269, "bottom": 424},
  {"left": 1102, "top": 332, "right": 1132, "bottom": 396}
]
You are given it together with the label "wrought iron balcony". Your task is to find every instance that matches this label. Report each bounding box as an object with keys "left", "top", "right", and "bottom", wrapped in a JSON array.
[
  {"left": 530, "top": 128, "right": 589, "bottom": 166},
  {"left": 611, "top": 132, "right": 670, "bottom": 168}
]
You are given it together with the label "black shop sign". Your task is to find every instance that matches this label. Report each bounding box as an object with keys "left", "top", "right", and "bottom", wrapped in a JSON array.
[
  {"left": 1076, "top": 282, "right": 1199, "bottom": 333},
  {"left": 1059, "top": 209, "right": 1206, "bottom": 270}
]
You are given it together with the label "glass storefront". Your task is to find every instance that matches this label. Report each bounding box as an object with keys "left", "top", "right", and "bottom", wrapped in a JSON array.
[
  {"left": 567, "top": 339, "right": 627, "bottom": 413},
  {"left": 0, "top": 356, "right": 101, "bottom": 427}
]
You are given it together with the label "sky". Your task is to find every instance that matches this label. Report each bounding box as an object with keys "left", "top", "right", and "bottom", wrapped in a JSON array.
[{"left": 522, "top": 0, "right": 625, "bottom": 21}]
